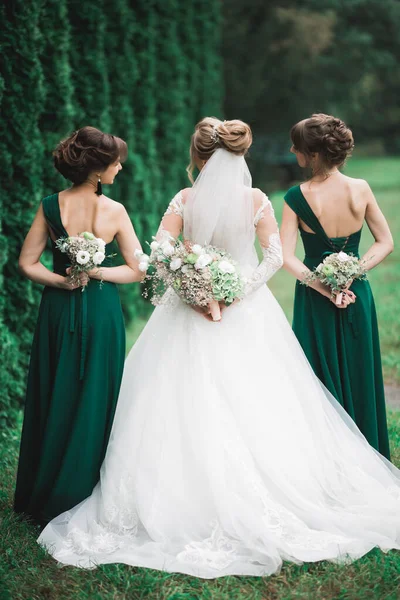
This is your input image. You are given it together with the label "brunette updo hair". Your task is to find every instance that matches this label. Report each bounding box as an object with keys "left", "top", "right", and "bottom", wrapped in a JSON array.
[
  {"left": 53, "top": 126, "right": 128, "bottom": 185},
  {"left": 187, "top": 117, "right": 252, "bottom": 182},
  {"left": 290, "top": 113, "right": 354, "bottom": 172}
]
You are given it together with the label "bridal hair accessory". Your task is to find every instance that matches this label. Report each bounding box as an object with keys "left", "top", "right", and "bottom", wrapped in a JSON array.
[{"left": 210, "top": 120, "right": 227, "bottom": 143}]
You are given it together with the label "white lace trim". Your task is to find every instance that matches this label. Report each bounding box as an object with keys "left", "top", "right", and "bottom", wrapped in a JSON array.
[
  {"left": 164, "top": 191, "right": 184, "bottom": 218},
  {"left": 254, "top": 194, "right": 274, "bottom": 226},
  {"left": 243, "top": 233, "right": 283, "bottom": 295}
]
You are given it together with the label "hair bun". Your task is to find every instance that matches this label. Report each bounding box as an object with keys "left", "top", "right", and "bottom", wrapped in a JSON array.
[
  {"left": 290, "top": 113, "right": 354, "bottom": 169},
  {"left": 53, "top": 126, "right": 127, "bottom": 185},
  {"left": 216, "top": 119, "right": 252, "bottom": 155}
]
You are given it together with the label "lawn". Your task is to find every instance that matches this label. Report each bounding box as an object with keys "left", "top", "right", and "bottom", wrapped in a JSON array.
[
  {"left": 1, "top": 412, "right": 399, "bottom": 600},
  {"left": 1, "top": 156, "right": 399, "bottom": 600}
]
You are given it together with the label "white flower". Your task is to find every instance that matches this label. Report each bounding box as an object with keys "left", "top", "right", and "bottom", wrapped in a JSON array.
[
  {"left": 76, "top": 250, "right": 90, "bottom": 265},
  {"left": 337, "top": 251, "right": 351, "bottom": 262},
  {"left": 218, "top": 260, "right": 235, "bottom": 274},
  {"left": 161, "top": 241, "right": 175, "bottom": 257},
  {"left": 181, "top": 264, "right": 192, "bottom": 274},
  {"left": 140, "top": 254, "right": 150, "bottom": 264},
  {"left": 96, "top": 237, "right": 106, "bottom": 249},
  {"left": 192, "top": 244, "right": 204, "bottom": 255},
  {"left": 61, "top": 243, "right": 68, "bottom": 253},
  {"left": 169, "top": 258, "right": 182, "bottom": 271},
  {"left": 195, "top": 254, "right": 212, "bottom": 270},
  {"left": 93, "top": 251, "right": 105, "bottom": 266},
  {"left": 134, "top": 249, "right": 144, "bottom": 259},
  {"left": 139, "top": 261, "right": 149, "bottom": 272},
  {"left": 150, "top": 241, "right": 160, "bottom": 251}
]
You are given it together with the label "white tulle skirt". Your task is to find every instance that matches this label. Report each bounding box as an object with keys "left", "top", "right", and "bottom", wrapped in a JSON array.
[{"left": 38, "top": 286, "right": 400, "bottom": 578}]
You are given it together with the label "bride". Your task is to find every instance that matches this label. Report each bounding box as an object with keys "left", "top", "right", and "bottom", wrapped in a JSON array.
[{"left": 39, "top": 118, "right": 400, "bottom": 578}]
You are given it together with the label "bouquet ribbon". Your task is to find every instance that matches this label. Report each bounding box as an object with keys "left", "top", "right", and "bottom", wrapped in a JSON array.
[{"left": 69, "top": 291, "right": 88, "bottom": 380}]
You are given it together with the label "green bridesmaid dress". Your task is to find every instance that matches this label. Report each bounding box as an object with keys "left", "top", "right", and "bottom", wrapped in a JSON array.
[
  {"left": 14, "top": 193, "right": 126, "bottom": 523},
  {"left": 284, "top": 185, "right": 390, "bottom": 460}
]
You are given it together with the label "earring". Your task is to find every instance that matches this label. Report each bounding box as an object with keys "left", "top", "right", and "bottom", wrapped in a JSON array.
[{"left": 96, "top": 176, "right": 102, "bottom": 196}]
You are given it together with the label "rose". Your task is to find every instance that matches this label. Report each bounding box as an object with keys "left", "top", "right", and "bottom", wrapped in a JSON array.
[
  {"left": 81, "top": 232, "right": 95, "bottom": 241},
  {"left": 93, "top": 251, "right": 105, "bottom": 266},
  {"left": 76, "top": 250, "right": 90, "bottom": 265},
  {"left": 150, "top": 241, "right": 160, "bottom": 251},
  {"left": 185, "top": 253, "right": 198, "bottom": 265},
  {"left": 218, "top": 260, "right": 235, "bottom": 274},
  {"left": 322, "top": 264, "right": 335, "bottom": 276},
  {"left": 170, "top": 258, "right": 182, "bottom": 271},
  {"left": 139, "top": 261, "right": 149, "bottom": 272},
  {"left": 192, "top": 244, "right": 204, "bottom": 255},
  {"left": 337, "top": 251, "right": 351, "bottom": 262},
  {"left": 161, "top": 242, "right": 175, "bottom": 257},
  {"left": 195, "top": 254, "right": 213, "bottom": 270},
  {"left": 96, "top": 239, "right": 106, "bottom": 252}
]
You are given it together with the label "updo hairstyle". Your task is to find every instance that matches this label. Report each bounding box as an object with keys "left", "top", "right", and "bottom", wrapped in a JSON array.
[
  {"left": 290, "top": 113, "right": 354, "bottom": 172},
  {"left": 53, "top": 126, "right": 128, "bottom": 185},
  {"left": 187, "top": 117, "right": 252, "bottom": 182}
]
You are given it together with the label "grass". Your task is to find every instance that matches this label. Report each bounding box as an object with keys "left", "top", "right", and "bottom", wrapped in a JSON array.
[
  {"left": 1, "top": 412, "right": 399, "bottom": 600},
  {"left": 1, "top": 156, "right": 399, "bottom": 599}
]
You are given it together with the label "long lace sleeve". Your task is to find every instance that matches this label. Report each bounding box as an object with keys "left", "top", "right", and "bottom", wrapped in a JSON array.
[
  {"left": 244, "top": 195, "right": 283, "bottom": 296},
  {"left": 155, "top": 191, "right": 184, "bottom": 242}
]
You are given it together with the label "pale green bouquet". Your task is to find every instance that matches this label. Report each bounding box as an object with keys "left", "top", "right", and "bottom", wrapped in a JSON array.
[{"left": 302, "top": 251, "right": 367, "bottom": 304}]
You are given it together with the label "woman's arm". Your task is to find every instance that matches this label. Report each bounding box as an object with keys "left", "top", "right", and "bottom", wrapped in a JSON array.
[
  {"left": 89, "top": 205, "right": 143, "bottom": 284},
  {"left": 18, "top": 204, "right": 80, "bottom": 289},
  {"left": 280, "top": 202, "right": 353, "bottom": 307},
  {"left": 361, "top": 181, "right": 394, "bottom": 270}
]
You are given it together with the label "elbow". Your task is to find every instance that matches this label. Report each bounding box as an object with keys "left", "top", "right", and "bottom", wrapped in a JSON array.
[
  {"left": 18, "top": 259, "right": 29, "bottom": 278},
  {"left": 388, "top": 239, "right": 394, "bottom": 255}
]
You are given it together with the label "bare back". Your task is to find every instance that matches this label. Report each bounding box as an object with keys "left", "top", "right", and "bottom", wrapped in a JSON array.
[
  {"left": 299, "top": 174, "right": 367, "bottom": 238},
  {"left": 56, "top": 189, "right": 122, "bottom": 244}
]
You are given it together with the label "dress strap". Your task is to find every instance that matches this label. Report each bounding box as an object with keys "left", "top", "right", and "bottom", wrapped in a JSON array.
[
  {"left": 42, "top": 193, "right": 68, "bottom": 239},
  {"left": 284, "top": 186, "right": 330, "bottom": 242}
]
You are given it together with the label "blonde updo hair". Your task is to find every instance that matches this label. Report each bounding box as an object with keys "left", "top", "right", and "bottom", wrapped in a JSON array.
[
  {"left": 291, "top": 113, "right": 354, "bottom": 174},
  {"left": 187, "top": 117, "right": 252, "bottom": 182}
]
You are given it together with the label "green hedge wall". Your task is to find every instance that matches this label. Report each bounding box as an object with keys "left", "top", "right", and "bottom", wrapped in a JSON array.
[{"left": 0, "top": 0, "right": 222, "bottom": 427}]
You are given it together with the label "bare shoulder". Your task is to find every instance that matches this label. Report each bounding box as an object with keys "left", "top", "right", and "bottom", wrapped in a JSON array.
[
  {"left": 342, "top": 175, "right": 372, "bottom": 195},
  {"left": 102, "top": 196, "right": 128, "bottom": 217}
]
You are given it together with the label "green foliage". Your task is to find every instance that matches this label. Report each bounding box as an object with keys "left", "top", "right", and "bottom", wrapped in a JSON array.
[
  {"left": 223, "top": 0, "right": 400, "bottom": 151},
  {"left": 1, "top": 411, "right": 400, "bottom": 598},
  {"left": 0, "top": 1, "right": 223, "bottom": 426}
]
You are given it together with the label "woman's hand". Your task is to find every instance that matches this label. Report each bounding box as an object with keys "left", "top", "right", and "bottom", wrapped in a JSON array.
[
  {"left": 189, "top": 304, "right": 216, "bottom": 322},
  {"left": 330, "top": 290, "right": 356, "bottom": 309},
  {"left": 61, "top": 268, "right": 89, "bottom": 290}
]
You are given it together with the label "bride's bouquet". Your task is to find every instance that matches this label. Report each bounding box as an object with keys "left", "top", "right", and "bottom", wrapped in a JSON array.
[
  {"left": 302, "top": 251, "right": 367, "bottom": 305},
  {"left": 136, "top": 236, "right": 244, "bottom": 321},
  {"left": 56, "top": 232, "right": 110, "bottom": 289}
]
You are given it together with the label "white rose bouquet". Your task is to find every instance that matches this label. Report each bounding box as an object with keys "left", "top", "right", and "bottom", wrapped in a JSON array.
[
  {"left": 302, "top": 251, "right": 367, "bottom": 305},
  {"left": 137, "top": 237, "right": 245, "bottom": 321},
  {"left": 56, "top": 232, "right": 112, "bottom": 289}
]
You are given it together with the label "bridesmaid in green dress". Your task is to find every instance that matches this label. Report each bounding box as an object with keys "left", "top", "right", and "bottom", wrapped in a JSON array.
[
  {"left": 281, "top": 113, "right": 394, "bottom": 460},
  {"left": 15, "top": 126, "right": 143, "bottom": 524}
]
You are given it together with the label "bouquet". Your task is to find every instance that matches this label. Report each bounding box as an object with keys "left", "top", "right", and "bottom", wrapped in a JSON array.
[
  {"left": 136, "top": 236, "right": 245, "bottom": 321},
  {"left": 56, "top": 232, "right": 110, "bottom": 289},
  {"left": 302, "top": 251, "right": 367, "bottom": 305}
]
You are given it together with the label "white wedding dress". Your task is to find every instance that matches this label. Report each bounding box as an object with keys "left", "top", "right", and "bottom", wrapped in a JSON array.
[{"left": 39, "top": 150, "right": 400, "bottom": 578}]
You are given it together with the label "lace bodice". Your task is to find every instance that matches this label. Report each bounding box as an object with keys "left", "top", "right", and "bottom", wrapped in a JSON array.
[
  {"left": 164, "top": 190, "right": 274, "bottom": 229},
  {"left": 160, "top": 189, "right": 283, "bottom": 296}
]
